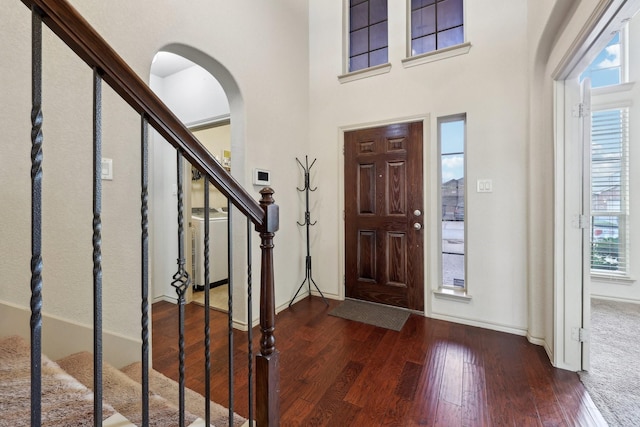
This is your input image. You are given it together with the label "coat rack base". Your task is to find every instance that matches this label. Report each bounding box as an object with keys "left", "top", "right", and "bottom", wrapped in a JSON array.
[{"left": 289, "top": 255, "right": 328, "bottom": 307}]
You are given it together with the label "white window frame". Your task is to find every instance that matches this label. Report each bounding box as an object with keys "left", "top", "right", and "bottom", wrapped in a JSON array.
[
  {"left": 586, "top": 23, "right": 633, "bottom": 279},
  {"left": 402, "top": 0, "right": 471, "bottom": 69},
  {"left": 435, "top": 114, "right": 468, "bottom": 300},
  {"left": 339, "top": 0, "right": 392, "bottom": 82},
  {"left": 590, "top": 103, "right": 631, "bottom": 278}
]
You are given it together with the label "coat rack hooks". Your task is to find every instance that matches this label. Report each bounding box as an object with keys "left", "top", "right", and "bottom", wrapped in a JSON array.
[{"left": 290, "top": 155, "right": 328, "bottom": 307}]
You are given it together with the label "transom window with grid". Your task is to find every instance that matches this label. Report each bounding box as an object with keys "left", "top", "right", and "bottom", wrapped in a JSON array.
[
  {"left": 348, "top": 0, "right": 388, "bottom": 72},
  {"left": 410, "top": 0, "right": 464, "bottom": 56}
]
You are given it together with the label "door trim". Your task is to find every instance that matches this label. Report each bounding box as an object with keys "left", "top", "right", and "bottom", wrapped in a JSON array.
[
  {"left": 337, "top": 114, "right": 430, "bottom": 315},
  {"left": 552, "top": 0, "right": 639, "bottom": 372}
]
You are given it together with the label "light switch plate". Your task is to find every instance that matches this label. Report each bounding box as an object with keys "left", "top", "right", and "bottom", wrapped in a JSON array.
[
  {"left": 477, "top": 179, "right": 492, "bottom": 193},
  {"left": 101, "top": 158, "right": 113, "bottom": 180}
]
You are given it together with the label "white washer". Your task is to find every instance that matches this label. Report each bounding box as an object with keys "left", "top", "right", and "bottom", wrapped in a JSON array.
[{"left": 191, "top": 208, "right": 228, "bottom": 287}]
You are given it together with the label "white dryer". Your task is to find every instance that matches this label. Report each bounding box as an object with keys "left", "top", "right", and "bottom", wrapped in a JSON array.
[{"left": 191, "top": 208, "right": 228, "bottom": 288}]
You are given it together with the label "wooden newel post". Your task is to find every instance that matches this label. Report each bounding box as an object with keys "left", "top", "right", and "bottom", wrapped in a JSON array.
[{"left": 256, "top": 187, "right": 280, "bottom": 426}]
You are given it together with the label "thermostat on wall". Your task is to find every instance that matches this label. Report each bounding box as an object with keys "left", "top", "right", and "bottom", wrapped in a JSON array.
[{"left": 253, "top": 168, "right": 271, "bottom": 186}]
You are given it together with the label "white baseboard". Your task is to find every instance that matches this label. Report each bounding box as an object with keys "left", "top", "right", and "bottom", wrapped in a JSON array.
[
  {"left": 430, "top": 311, "right": 528, "bottom": 337},
  {"left": 527, "top": 332, "right": 553, "bottom": 360},
  {"left": 0, "top": 299, "right": 141, "bottom": 369}
]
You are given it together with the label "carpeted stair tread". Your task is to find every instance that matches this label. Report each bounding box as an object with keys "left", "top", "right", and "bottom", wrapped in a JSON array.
[
  {"left": 120, "top": 362, "right": 246, "bottom": 427},
  {"left": 57, "top": 351, "right": 200, "bottom": 427},
  {"left": 0, "top": 335, "right": 119, "bottom": 427}
]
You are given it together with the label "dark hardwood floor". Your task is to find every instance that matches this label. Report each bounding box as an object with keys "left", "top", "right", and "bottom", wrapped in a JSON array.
[{"left": 152, "top": 297, "right": 606, "bottom": 426}]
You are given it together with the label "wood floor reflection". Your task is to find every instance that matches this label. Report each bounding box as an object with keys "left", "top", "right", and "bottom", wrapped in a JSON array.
[{"left": 152, "top": 296, "right": 606, "bottom": 426}]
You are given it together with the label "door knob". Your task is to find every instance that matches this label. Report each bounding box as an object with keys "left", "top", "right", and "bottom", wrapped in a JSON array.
[
  {"left": 414, "top": 209, "right": 422, "bottom": 216},
  {"left": 414, "top": 223, "right": 422, "bottom": 230}
]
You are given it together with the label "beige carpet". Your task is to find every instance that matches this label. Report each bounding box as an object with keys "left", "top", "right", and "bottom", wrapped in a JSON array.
[
  {"left": 192, "top": 284, "right": 228, "bottom": 312},
  {"left": 58, "top": 351, "right": 200, "bottom": 427},
  {"left": 121, "top": 362, "right": 246, "bottom": 427},
  {"left": 578, "top": 298, "right": 640, "bottom": 426},
  {"left": 0, "top": 335, "right": 118, "bottom": 427}
]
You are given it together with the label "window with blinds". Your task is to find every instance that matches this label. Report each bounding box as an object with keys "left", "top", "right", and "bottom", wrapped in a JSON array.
[{"left": 591, "top": 107, "right": 629, "bottom": 274}]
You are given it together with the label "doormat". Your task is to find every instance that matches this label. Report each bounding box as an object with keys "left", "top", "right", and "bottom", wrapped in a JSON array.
[{"left": 329, "top": 299, "right": 410, "bottom": 331}]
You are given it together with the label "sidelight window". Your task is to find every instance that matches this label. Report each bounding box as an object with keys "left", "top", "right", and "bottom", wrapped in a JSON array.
[
  {"left": 439, "top": 115, "right": 466, "bottom": 290},
  {"left": 348, "top": 0, "right": 389, "bottom": 72}
]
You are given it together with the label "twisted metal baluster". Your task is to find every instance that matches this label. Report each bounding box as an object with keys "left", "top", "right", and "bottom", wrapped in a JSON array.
[
  {"left": 171, "top": 151, "right": 190, "bottom": 427},
  {"left": 92, "top": 68, "right": 104, "bottom": 427},
  {"left": 30, "top": 7, "right": 44, "bottom": 427},
  {"left": 140, "top": 115, "right": 150, "bottom": 427},
  {"left": 247, "top": 217, "right": 254, "bottom": 427},
  {"left": 227, "top": 200, "right": 234, "bottom": 426},
  {"left": 204, "top": 177, "right": 211, "bottom": 426}
]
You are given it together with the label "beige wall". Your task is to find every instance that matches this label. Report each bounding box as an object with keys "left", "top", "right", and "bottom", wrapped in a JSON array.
[
  {"left": 309, "top": 0, "right": 530, "bottom": 335},
  {"left": 0, "top": 0, "right": 310, "bottom": 362}
]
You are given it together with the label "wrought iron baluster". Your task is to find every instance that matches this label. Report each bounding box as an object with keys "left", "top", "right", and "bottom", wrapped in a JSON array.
[
  {"left": 204, "top": 177, "right": 211, "bottom": 426},
  {"left": 92, "top": 68, "right": 104, "bottom": 427},
  {"left": 171, "top": 150, "right": 190, "bottom": 427},
  {"left": 30, "top": 7, "right": 44, "bottom": 427},
  {"left": 140, "top": 115, "right": 150, "bottom": 427},
  {"left": 227, "top": 199, "right": 234, "bottom": 426},
  {"left": 247, "top": 217, "right": 254, "bottom": 427}
]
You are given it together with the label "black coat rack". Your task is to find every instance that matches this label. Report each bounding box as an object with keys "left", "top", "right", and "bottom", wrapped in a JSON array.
[{"left": 289, "top": 156, "right": 328, "bottom": 307}]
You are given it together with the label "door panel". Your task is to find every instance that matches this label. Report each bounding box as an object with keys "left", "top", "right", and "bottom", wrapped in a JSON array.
[{"left": 345, "top": 122, "right": 424, "bottom": 311}]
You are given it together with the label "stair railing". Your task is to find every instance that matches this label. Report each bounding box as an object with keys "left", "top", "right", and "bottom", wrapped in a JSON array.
[{"left": 21, "top": 0, "right": 280, "bottom": 426}]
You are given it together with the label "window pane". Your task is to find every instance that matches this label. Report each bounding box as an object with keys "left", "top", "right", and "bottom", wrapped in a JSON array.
[
  {"left": 350, "top": 53, "right": 369, "bottom": 71},
  {"left": 442, "top": 155, "right": 464, "bottom": 187},
  {"left": 350, "top": 2, "right": 369, "bottom": 31},
  {"left": 369, "top": 21, "right": 388, "bottom": 51},
  {"left": 580, "top": 32, "right": 622, "bottom": 88},
  {"left": 442, "top": 252, "right": 465, "bottom": 287},
  {"left": 412, "top": 35, "right": 436, "bottom": 56},
  {"left": 351, "top": 0, "right": 367, "bottom": 5},
  {"left": 440, "top": 116, "right": 465, "bottom": 290},
  {"left": 592, "top": 109, "right": 625, "bottom": 212},
  {"left": 440, "top": 120, "right": 464, "bottom": 153},
  {"left": 349, "top": 0, "right": 387, "bottom": 72},
  {"left": 350, "top": 28, "right": 369, "bottom": 57},
  {"left": 589, "top": 68, "right": 622, "bottom": 88},
  {"left": 369, "top": 47, "right": 388, "bottom": 67},
  {"left": 591, "top": 216, "right": 621, "bottom": 271},
  {"left": 412, "top": 6, "right": 436, "bottom": 39},
  {"left": 437, "top": 26, "right": 464, "bottom": 49},
  {"left": 437, "top": 0, "right": 464, "bottom": 31},
  {"left": 412, "top": 0, "right": 436, "bottom": 10},
  {"left": 370, "top": 0, "right": 387, "bottom": 24}
]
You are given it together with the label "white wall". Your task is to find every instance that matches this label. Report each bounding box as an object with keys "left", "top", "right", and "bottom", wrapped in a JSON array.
[
  {"left": 159, "top": 65, "right": 230, "bottom": 127},
  {"left": 309, "top": 0, "right": 530, "bottom": 334},
  {"left": 0, "top": 0, "right": 310, "bottom": 360}
]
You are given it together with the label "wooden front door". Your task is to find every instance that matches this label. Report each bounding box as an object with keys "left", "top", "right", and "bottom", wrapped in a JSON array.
[{"left": 344, "top": 121, "right": 424, "bottom": 311}]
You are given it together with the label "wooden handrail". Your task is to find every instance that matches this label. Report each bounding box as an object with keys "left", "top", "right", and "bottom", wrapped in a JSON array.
[{"left": 21, "top": 0, "right": 265, "bottom": 226}]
